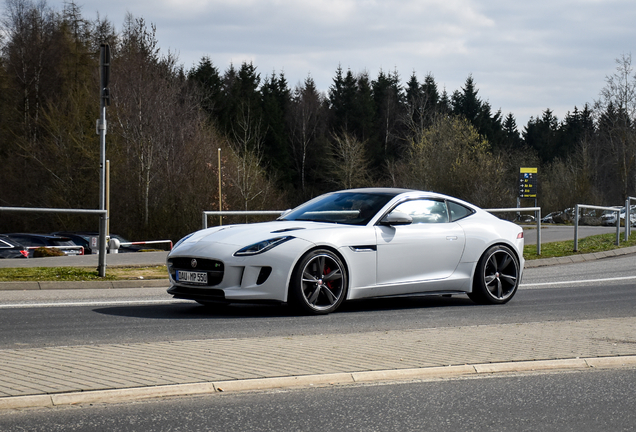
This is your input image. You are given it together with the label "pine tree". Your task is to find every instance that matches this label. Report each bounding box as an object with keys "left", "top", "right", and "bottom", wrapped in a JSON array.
[
  {"left": 188, "top": 56, "right": 223, "bottom": 119},
  {"left": 261, "top": 71, "right": 292, "bottom": 183},
  {"left": 371, "top": 69, "right": 403, "bottom": 165}
]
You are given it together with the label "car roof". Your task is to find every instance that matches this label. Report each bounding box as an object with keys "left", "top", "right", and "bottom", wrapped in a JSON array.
[
  {"left": 5, "top": 233, "right": 71, "bottom": 240},
  {"left": 0, "top": 234, "right": 26, "bottom": 247}
]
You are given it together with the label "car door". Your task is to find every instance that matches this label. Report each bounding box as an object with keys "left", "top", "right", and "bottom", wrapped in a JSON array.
[{"left": 375, "top": 199, "right": 466, "bottom": 291}]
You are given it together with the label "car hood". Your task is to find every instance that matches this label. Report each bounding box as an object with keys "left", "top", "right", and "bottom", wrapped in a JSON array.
[{"left": 172, "top": 221, "right": 354, "bottom": 252}]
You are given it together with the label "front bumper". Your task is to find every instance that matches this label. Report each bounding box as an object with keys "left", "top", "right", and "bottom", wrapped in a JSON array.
[{"left": 166, "top": 237, "right": 313, "bottom": 303}]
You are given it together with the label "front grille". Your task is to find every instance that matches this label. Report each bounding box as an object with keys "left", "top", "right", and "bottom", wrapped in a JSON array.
[
  {"left": 168, "top": 257, "right": 224, "bottom": 286},
  {"left": 169, "top": 257, "right": 223, "bottom": 271}
]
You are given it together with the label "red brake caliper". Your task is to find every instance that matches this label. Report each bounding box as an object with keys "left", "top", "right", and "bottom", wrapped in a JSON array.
[{"left": 324, "top": 266, "right": 333, "bottom": 289}]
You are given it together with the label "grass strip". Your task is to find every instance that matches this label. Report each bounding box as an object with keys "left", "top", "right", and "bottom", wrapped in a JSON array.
[
  {"left": 0, "top": 265, "right": 167, "bottom": 282},
  {"left": 524, "top": 232, "right": 636, "bottom": 260}
]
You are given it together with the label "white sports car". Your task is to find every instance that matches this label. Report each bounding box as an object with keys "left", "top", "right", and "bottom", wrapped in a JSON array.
[{"left": 167, "top": 188, "right": 524, "bottom": 314}]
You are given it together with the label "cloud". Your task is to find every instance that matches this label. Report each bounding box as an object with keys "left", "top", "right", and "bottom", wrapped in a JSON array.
[{"left": 69, "top": 0, "right": 636, "bottom": 126}]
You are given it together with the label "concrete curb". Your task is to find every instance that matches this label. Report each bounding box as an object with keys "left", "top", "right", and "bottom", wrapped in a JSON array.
[
  {"left": 524, "top": 245, "right": 636, "bottom": 268},
  {"left": 2, "top": 356, "right": 635, "bottom": 410},
  {"left": 0, "top": 279, "right": 169, "bottom": 290}
]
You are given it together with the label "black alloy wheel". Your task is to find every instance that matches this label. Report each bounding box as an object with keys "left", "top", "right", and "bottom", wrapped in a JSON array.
[
  {"left": 469, "top": 245, "right": 520, "bottom": 304},
  {"left": 289, "top": 249, "right": 348, "bottom": 314}
]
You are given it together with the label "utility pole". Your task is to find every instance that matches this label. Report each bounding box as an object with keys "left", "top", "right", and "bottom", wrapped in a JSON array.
[{"left": 97, "top": 43, "right": 110, "bottom": 277}]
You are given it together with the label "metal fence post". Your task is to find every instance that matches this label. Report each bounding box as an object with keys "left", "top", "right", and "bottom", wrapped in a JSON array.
[
  {"left": 574, "top": 204, "right": 580, "bottom": 252},
  {"left": 98, "top": 214, "right": 107, "bottom": 277},
  {"left": 626, "top": 199, "right": 631, "bottom": 240},
  {"left": 536, "top": 208, "right": 541, "bottom": 256},
  {"left": 616, "top": 207, "right": 621, "bottom": 246}
]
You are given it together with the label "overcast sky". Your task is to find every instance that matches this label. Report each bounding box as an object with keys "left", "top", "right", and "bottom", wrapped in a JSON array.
[{"left": 74, "top": 0, "right": 635, "bottom": 128}]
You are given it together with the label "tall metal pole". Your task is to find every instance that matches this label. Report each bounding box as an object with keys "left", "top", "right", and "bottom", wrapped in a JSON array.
[
  {"left": 98, "top": 44, "right": 110, "bottom": 276},
  {"left": 218, "top": 148, "right": 222, "bottom": 226},
  {"left": 106, "top": 160, "right": 110, "bottom": 238}
]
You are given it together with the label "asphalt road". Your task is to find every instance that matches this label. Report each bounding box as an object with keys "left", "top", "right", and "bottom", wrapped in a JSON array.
[
  {"left": 2, "top": 366, "right": 635, "bottom": 431},
  {"left": 0, "top": 252, "right": 635, "bottom": 429},
  {"left": 1, "top": 254, "right": 635, "bottom": 349}
]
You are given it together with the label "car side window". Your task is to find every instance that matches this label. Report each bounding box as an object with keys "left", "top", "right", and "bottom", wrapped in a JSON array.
[
  {"left": 0, "top": 239, "right": 10, "bottom": 248},
  {"left": 391, "top": 199, "right": 449, "bottom": 224},
  {"left": 448, "top": 201, "right": 474, "bottom": 222}
]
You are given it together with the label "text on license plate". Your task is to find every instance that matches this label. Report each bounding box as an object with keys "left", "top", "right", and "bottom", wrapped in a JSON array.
[{"left": 177, "top": 270, "right": 208, "bottom": 284}]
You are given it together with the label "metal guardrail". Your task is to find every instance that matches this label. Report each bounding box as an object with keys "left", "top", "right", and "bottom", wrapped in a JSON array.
[
  {"left": 627, "top": 197, "right": 636, "bottom": 239},
  {"left": 0, "top": 206, "right": 108, "bottom": 275},
  {"left": 118, "top": 240, "right": 173, "bottom": 250},
  {"left": 484, "top": 207, "right": 541, "bottom": 255},
  {"left": 574, "top": 204, "right": 622, "bottom": 251}
]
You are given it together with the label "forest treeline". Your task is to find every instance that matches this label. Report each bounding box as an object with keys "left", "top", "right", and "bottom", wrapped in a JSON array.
[{"left": 1, "top": 0, "right": 636, "bottom": 241}]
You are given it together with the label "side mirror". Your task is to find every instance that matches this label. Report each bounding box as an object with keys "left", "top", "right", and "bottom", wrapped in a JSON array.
[{"left": 380, "top": 211, "right": 413, "bottom": 226}]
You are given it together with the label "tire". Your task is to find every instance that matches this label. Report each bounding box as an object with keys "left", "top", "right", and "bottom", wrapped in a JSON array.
[
  {"left": 289, "top": 249, "right": 348, "bottom": 315},
  {"left": 468, "top": 245, "right": 520, "bottom": 305}
]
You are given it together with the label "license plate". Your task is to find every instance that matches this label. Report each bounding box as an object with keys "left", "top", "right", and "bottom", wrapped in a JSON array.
[{"left": 177, "top": 270, "right": 208, "bottom": 284}]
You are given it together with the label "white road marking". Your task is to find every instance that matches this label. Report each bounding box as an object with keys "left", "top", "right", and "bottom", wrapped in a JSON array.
[
  {"left": 521, "top": 275, "right": 636, "bottom": 288},
  {"left": 0, "top": 299, "right": 191, "bottom": 309},
  {"left": 1, "top": 275, "right": 634, "bottom": 308}
]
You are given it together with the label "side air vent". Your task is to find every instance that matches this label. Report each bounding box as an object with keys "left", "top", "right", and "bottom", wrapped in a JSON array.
[{"left": 257, "top": 267, "right": 272, "bottom": 285}]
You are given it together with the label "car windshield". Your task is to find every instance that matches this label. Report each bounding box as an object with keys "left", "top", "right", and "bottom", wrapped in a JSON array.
[{"left": 280, "top": 191, "right": 398, "bottom": 225}]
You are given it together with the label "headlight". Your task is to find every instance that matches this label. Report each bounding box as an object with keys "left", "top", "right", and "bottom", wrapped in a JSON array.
[{"left": 234, "top": 236, "right": 294, "bottom": 256}]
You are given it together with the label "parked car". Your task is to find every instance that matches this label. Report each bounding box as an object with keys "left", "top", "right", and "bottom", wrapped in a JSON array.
[
  {"left": 601, "top": 207, "right": 623, "bottom": 226},
  {"left": 167, "top": 188, "right": 525, "bottom": 314},
  {"left": 623, "top": 205, "right": 636, "bottom": 227},
  {"left": 0, "top": 234, "right": 29, "bottom": 259},
  {"left": 3, "top": 233, "right": 83, "bottom": 257},
  {"left": 515, "top": 214, "right": 536, "bottom": 223},
  {"left": 541, "top": 212, "right": 559, "bottom": 224},
  {"left": 51, "top": 232, "right": 96, "bottom": 254}
]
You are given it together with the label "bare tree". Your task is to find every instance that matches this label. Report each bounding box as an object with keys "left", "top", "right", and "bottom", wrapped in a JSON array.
[
  {"left": 327, "top": 132, "right": 370, "bottom": 190},
  {"left": 594, "top": 53, "right": 636, "bottom": 200},
  {"left": 396, "top": 115, "right": 508, "bottom": 207},
  {"left": 226, "top": 102, "right": 269, "bottom": 216},
  {"left": 288, "top": 76, "right": 324, "bottom": 194}
]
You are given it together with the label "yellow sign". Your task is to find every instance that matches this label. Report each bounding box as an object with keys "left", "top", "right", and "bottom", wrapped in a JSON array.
[{"left": 518, "top": 167, "right": 538, "bottom": 198}]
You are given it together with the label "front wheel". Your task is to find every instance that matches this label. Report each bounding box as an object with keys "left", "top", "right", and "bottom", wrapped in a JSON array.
[
  {"left": 289, "top": 249, "right": 348, "bottom": 315},
  {"left": 469, "top": 245, "right": 520, "bottom": 305}
]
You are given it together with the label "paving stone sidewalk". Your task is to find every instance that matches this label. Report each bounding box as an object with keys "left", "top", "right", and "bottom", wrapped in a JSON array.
[
  {"left": 1, "top": 317, "right": 635, "bottom": 402},
  {"left": 1, "top": 247, "right": 636, "bottom": 409}
]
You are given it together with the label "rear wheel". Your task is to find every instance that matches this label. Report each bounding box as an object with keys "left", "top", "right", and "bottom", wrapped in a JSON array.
[
  {"left": 289, "top": 249, "right": 348, "bottom": 315},
  {"left": 469, "top": 245, "right": 519, "bottom": 305}
]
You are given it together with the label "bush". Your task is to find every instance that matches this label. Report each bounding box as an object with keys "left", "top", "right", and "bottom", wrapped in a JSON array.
[{"left": 32, "top": 247, "right": 65, "bottom": 258}]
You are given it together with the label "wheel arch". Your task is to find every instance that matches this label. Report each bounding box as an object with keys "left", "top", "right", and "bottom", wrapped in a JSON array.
[
  {"left": 285, "top": 244, "right": 351, "bottom": 303},
  {"left": 467, "top": 241, "right": 522, "bottom": 293}
]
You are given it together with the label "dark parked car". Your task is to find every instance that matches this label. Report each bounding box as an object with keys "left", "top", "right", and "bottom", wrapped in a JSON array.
[
  {"left": 3, "top": 233, "right": 84, "bottom": 257},
  {"left": 51, "top": 232, "right": 96, "bottom": 254},
  {"left": 0, "top": 234, "right": 29, "bottom": 259}
]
